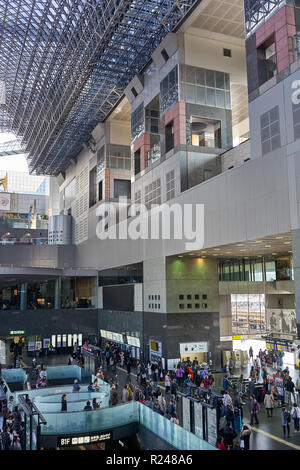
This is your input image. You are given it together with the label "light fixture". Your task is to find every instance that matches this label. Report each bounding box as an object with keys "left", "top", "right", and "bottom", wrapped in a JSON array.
[
  {"left": 237, "top": 244, "right": 244, "bottom": 247},
  {"left": 214, "top": 248, "right": 221, "bottom": 251},
  {"left": 284, "top": 241, "right": 291, "bottom": 245},
  {"left": 265, "top": 245, "right": 271, "bottom": 248},
  {"left": 255, "top": 240, "right": 263, "bottom": 243}
]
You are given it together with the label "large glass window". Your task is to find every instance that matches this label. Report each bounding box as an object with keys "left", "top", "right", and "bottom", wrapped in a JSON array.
[
  {"left": 114, "top": 179, "right": 131, "bottom": 199},
  {"left": 131, "top": 102, "right": 144, "bottom": 142},
  {"left": 0, "top": 285, "right": 20, "bottom": 310},
  {"left": 61, "top": 277, "right": 96, "bottom": 308},
  {"left": 180, "top": 65, "right": 231, "bottom": 110},
  {"left": 27, "top": 281, "right": 55, "bottom": 309},
  {"left": 231, "top": 293, "right": 266, "bottom": 335},
  {"left": 89, "top": 167, "right": 97, "bottom": 208},
  {"left": 187, "top": 116, "right": 221, "bottom": 148},
  {"left": 160, "top": 66, "right": 178, "bottom": 114},
  {"left": 260, "top": 106, "right": 281, "bottom": 155}
]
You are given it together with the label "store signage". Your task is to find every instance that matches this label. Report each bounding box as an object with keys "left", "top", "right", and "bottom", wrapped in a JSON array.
[
  {"left": 0, "top": 193, "right": 10, "bottom": 211},
  {"left": 58, "top": 432, "right": 111, "bottom": 447},
  {"left": 232, "top": 335, "right": 241, "bottom": 340},
  {"left": 179, "top": 342, "right": 208, "bottom": 354},
  {"left": 127, "top": 336, "right": 140, "bottom": 348},
  {"left": 9, "top": 330, "right": 25, "bottom": 335}
]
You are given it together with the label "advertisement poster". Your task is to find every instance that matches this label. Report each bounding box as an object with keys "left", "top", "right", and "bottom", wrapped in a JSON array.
[
  {"left": 266, "top": 309, "right": 297, "bottom": 336},
  {"left": 43, "top": 338, "right": 50, "bottom": 349},
  {"left": 0, "top": 193, "right": 10, "bottom": 211},
  {"left": 35, "top": 341, "right": 42, "bottom": 351},
  {"left": 179, "top": 342, "right": 208, "bottom": 354}
]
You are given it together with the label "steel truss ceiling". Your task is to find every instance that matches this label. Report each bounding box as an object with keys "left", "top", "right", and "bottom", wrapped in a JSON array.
[
  {"left": 244, "top": 0, "right": 286, "bottom": 37},
  {"left": 0, "top": 0, "right": 200, "bottom": 175}
]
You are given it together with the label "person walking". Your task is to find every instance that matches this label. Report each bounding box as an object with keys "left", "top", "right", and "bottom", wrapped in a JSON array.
[
  {"left": 250, "top": 394, "right": 259, "bottom": 425},
  {"left": 291, "top": 402, "right": 300, "bottom": 432},
  {"left": 61, "top": 394, "right": 67, "bottom": 412},
  {"left": 249, "top": 346, "right": 253, "bottom": 363},
  {"left": 240, "top": 425, "right": 251, "bottom": 450},
  {"left": 281, "top": 407, "right": 291, "bottom": 438},
  {"left": 164, "top": 372, "right": 171, "bottom": 394},
  {"left": 264, "top": 391, "right": 274, "bottom": 417}
]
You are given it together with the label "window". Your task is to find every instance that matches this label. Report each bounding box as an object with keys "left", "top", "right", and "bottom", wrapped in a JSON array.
[
  {"left": 180, "top": 65, "right": 230, "bottom": 110},
  {"left": 179, "top": 304, "right": 184, "bottom": 309},
  {"left": 131, "top": 87, "right": 138, "bottom": 98},
  {"left": 106, "top": 144, "right": 131, "bottom": 170},
  {"left": 293, "top": 100, "right": 300, "bottom": 141},
  {"left": 89, "top": 167, "right": 97, "bottom": 207},
  {"left": 114, "top": 179, "right": 131, "bottom": 199},
  {"left": 145, "top": 178, "right": 161, "bottom": 205},
  {"left": 97, "top": 146, "right": 105, "bottom": 175},
  {"left": 195, "top": 294, "right": 199, "bottom": 300},
  {"left": 160, "top": 66, "right": 178, "bottom": 114},
  {"left": 166, "top": 169, "right": 175, "bottom": 201},
  {"left": 161, "top": 48, "right": 169, "bottom": 62},
  {"left": 165, "top": 121, "right": 174, "bottom": 153},
  {"left": 98, "top": 181, "right": 103, "bottom": 202},
  {"left": 188, "top": 116, "right": 221, "bottom": 148},
  {"left": 223, "top": 48, "right": 232, "bottom": 57},
  {"left": 131, "top": 102, "right": 144, "bottom": 142},
  {"left": 135, "top": 190, "right": 141, "bottom": 205},
  {"left": 179, "top": 295, "right": 184, "bottom": 300},
  {"left": 134, "top": 150, "right": 141, "bottom": 175},
  {"left": 265, "top": 42, "right": 277, "bottom": 81},
  {"left": 260, "top": 106, "right": 281, "bottom": 155}
]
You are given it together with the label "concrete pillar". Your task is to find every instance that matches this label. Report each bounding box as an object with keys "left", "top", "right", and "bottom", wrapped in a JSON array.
[
  {"left": 292, "top": 229, "right": 300, "bottom": 338},
  {"left": 91, "top": 276, "right": 98, "bottom": 308},
  {"left": 20, "top": 283, "right": 27, "bottom": 311},
  {"left": 54, "top": 277, "right": 61, "bottom": 309}
]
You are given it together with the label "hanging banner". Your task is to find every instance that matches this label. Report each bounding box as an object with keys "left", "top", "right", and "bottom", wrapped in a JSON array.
[{"left": 0, "top": 193, "right": 10, "bottom": 211}]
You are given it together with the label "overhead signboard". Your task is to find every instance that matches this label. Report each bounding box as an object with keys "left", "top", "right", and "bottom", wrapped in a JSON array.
[
  {"left": 179, "top": 342, "right": 208, "bottom": 354},
  {"left": 58, "top": 432, "right": 111, "bottom": 447}
]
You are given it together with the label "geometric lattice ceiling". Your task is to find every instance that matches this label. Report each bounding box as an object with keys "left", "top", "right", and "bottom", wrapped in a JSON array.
[{"left": 0, "top": 0, "right": 200, "bottom": 175}]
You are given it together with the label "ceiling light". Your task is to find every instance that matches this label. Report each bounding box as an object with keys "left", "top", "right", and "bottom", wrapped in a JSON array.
[
  {"left": 275, "top": 236, "right": 283, "bottom": 239},
  {"left": 255, "top": 240, "right": 263, "bottom": 243},
  {"left": 265, "top": 245, "right": 271, "bottom": 248},
  {"left": 272, "top": 253, "right": 277, "bottom": 255},
  {"left": 214, "top": 248, "right": 221, "bottom": 251},
  {"left": 284, "top": 241, "right": 291, "bottom": 245},
  {"left": 237, "top": 244, "right": 244, "bottom": 247},
  {"left": 240, "top": 249, "right": 246, "bottom": 252}
]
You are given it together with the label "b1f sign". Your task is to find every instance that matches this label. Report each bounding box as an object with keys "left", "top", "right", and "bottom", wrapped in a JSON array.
[{"left": 0, "top": 193, "right": 10, "bottom": 211}]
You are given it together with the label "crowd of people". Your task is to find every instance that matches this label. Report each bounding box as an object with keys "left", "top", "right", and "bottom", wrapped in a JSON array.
[{"left": 0, "top": 381, "right": 25, "bottom": 450}]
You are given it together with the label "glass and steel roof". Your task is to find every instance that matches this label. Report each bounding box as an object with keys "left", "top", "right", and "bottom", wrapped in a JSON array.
[
  {"left": 244, "top": 0, "right": 287, "bottom": 37},
  {"left": 0, "top": 0, "right": 199, "bottom": 175}
]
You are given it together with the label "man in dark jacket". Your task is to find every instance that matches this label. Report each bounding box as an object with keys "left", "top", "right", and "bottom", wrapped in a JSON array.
[{"left": 285, "top": 377, "right": 296, "bottom": 404}]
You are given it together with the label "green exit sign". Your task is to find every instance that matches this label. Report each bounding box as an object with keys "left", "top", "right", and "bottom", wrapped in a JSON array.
[{"left": 9, "top": 330, "right": 25, "bottom": 335}]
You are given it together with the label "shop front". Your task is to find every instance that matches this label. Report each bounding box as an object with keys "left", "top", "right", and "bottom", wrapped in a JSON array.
[
  {"left": 99, "top": 329, "right": 141, "bottom": 361},
  {"left": 27, "top": 333, "right": 83, "bottom": 357},
  {"left": 179, "top": 341, "right": 208, "bottom": 365}
]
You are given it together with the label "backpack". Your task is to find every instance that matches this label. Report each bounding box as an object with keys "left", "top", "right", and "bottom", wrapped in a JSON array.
[
  {"left": 292, "top": 409, "right": 297, "bottom": 420},
  {"left": 285, "top": 411, "right": 291, "bottom": 423},
  {"left": 255, "top": 401, "right": 260, "bottom": 412}
]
